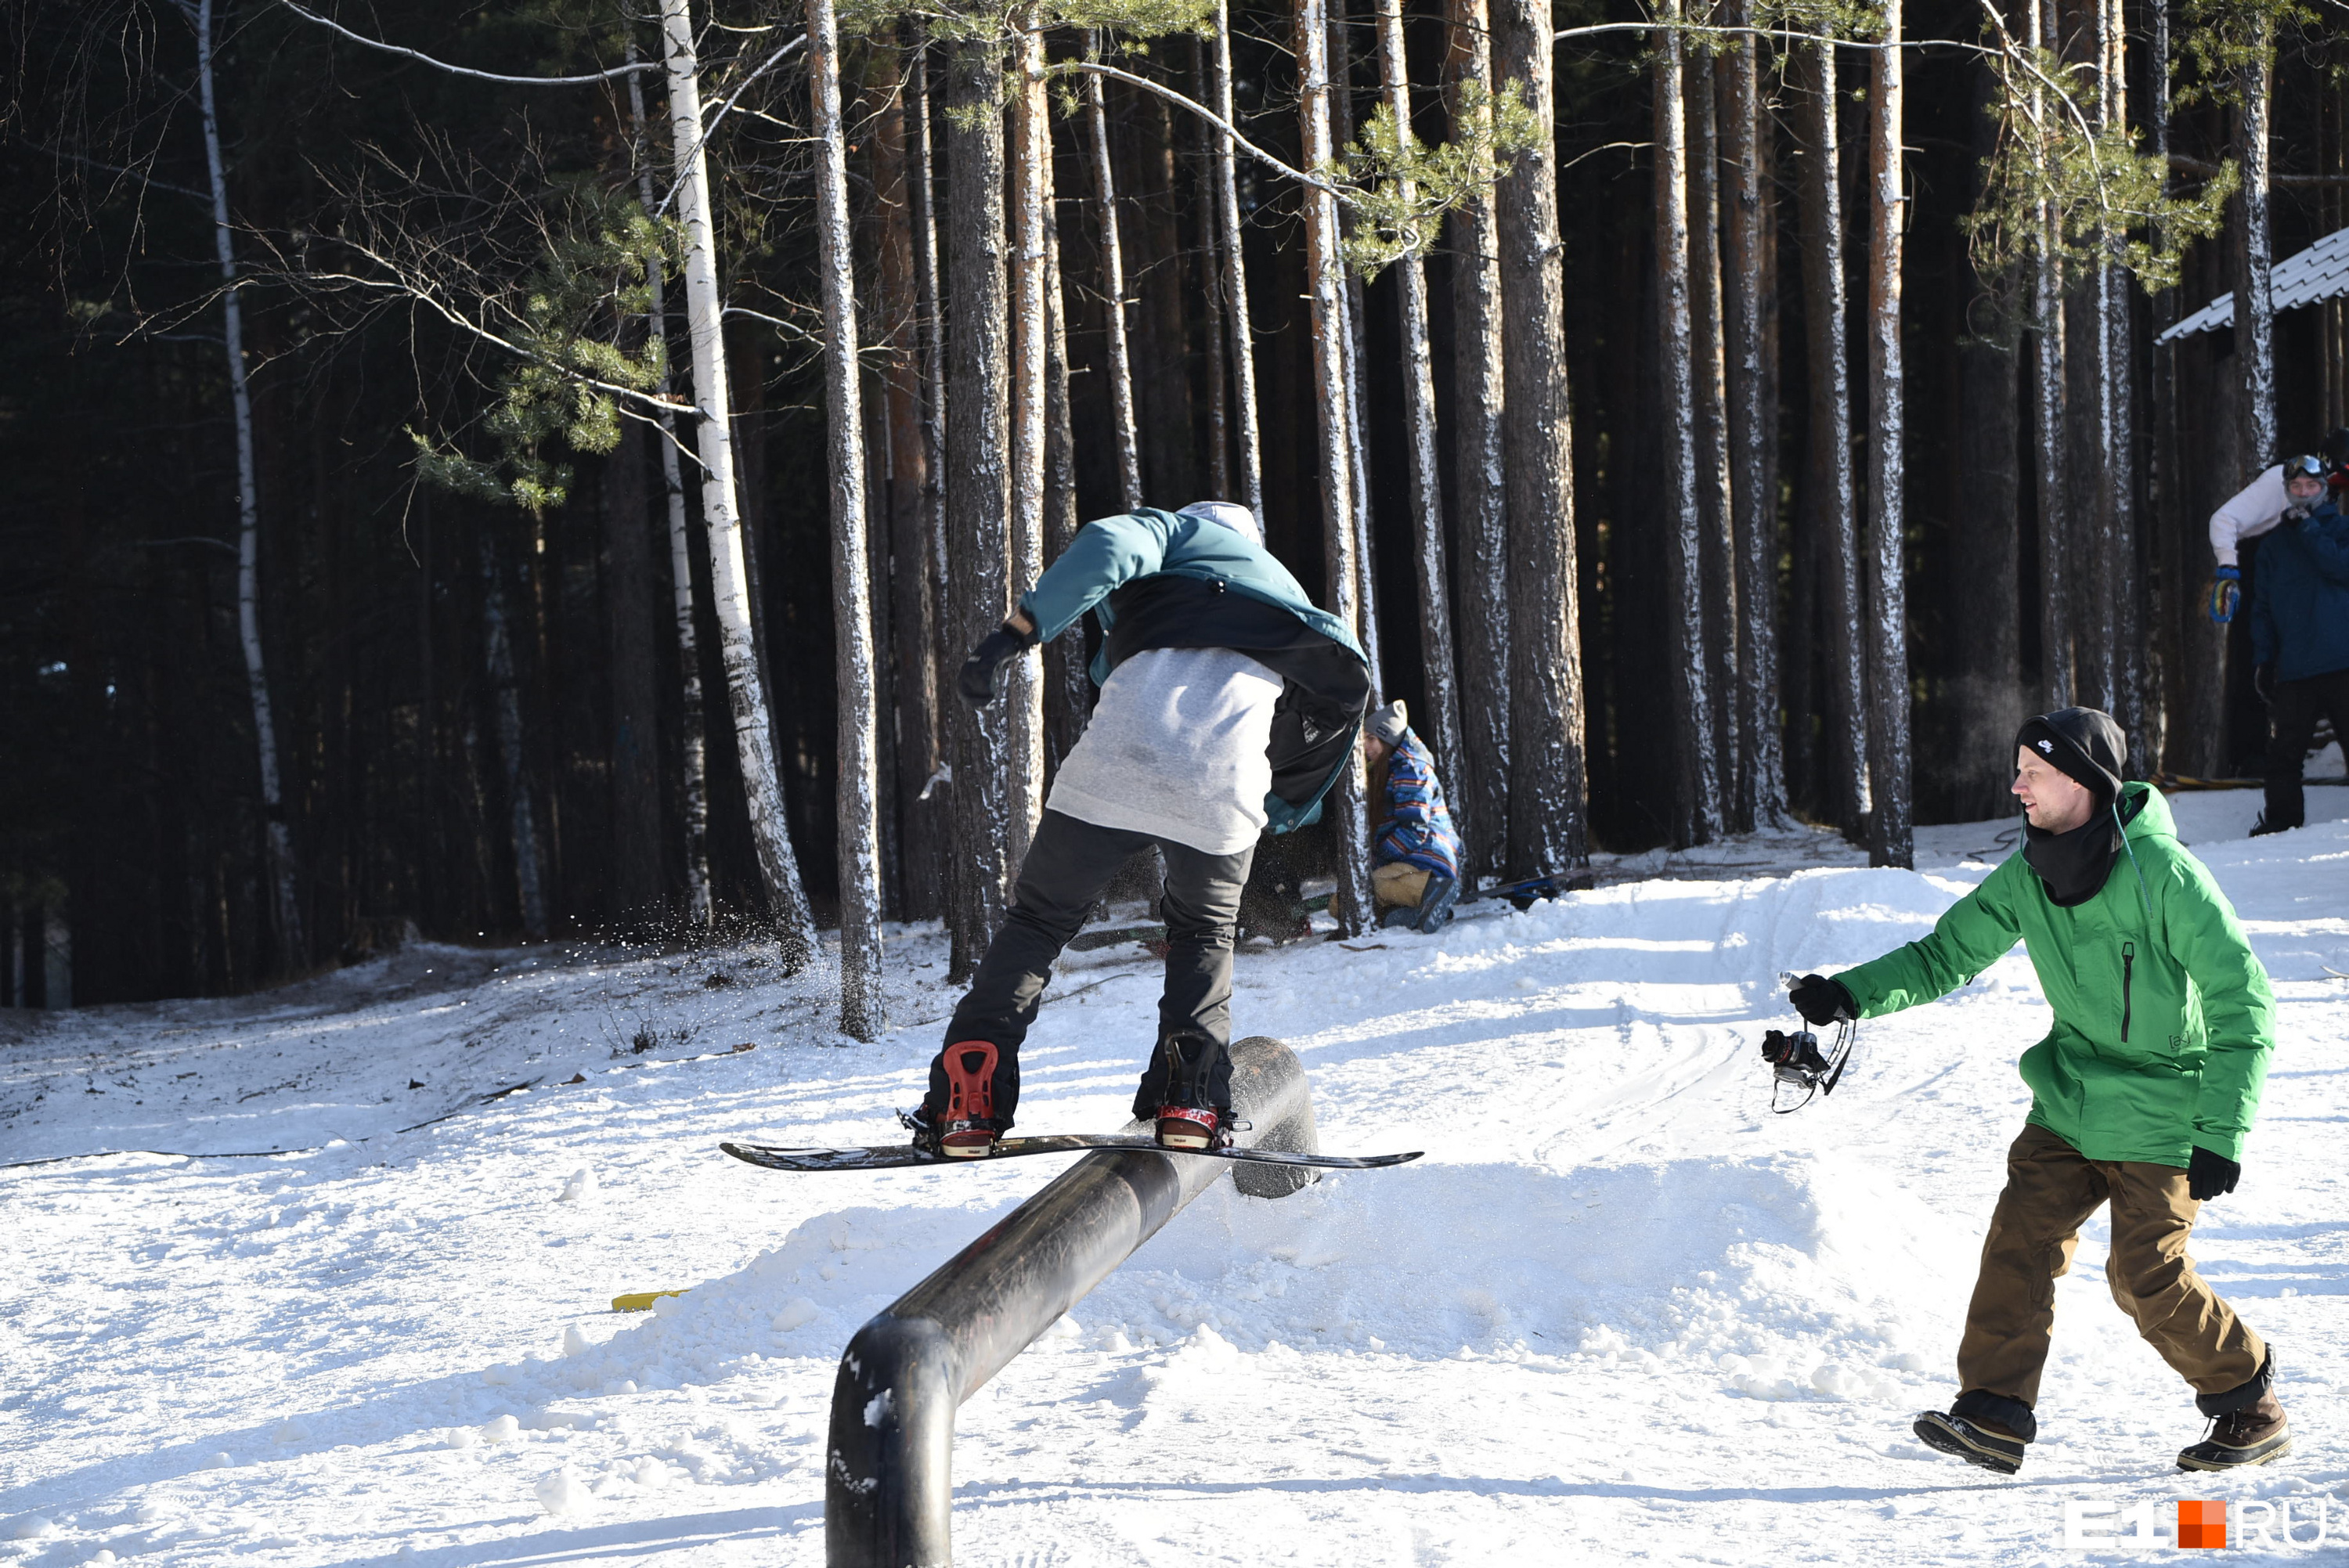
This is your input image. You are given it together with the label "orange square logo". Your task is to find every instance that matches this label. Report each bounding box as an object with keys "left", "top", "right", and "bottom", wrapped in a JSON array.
[{"left": 2178, "top": 1499, "right": 2227, "bottom": 1549}]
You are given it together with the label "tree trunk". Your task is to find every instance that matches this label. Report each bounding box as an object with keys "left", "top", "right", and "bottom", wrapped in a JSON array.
[
  {"left": 1864, "top": 5, "right": 1911, "bottom": 867},
  {"left": 624, "top": 57, "right": 714, "bottom": 929},
  {"left": 659, "top": 0, "right": 817, "bottom": 968},
  {"left": 943, "top": 32, "right": 1015, "bottom": 978},
  {"left": 1005, "top": 9, "right": 1050, "bottom": 870},
  {"left": 1494, "top": 0, "right": 1588, "bottom": 874},
  {"left": 1687, "top": 42, "right": 1739, "bottom": 830},
  {"left": 191, "top": 0, "right": 302, "bottom": 969},
  {"left": 1795, "top": 37, "right": 1869, "bottom": 838},
  {"left": 601, "top": 418, "right": 665, "bottom": 925},
  {"left": 1086, "top": 45, "right": 1146, "bottom": 512},
  {"left": 911, "top": 38, "right": 955, "bottom": 827},
  {"left": 1211, "top": 0, "right": 1266, "bottom": 521},
  {"left": 2235, "top": 40, "right": 2276, "bottom": 469},
  {"left": 1329, "top": 7, "right": 1384, "bottom": 702},
  {"left": 481, "top": 529, "right": 548, "bottom": 939},
  {"left": 1654, "top": 5, "right": 1720, "bottom": 848},
  {"left": 1295, "top": 0, "right": 1375, "bottom": 933},
  {"left": 1719, "top": 0, "right": 1784, "bottom": 831},
  {"left": 1194, "top": 40, "right": 1234, "bottom": 503},
  {"left": 1376, "top": 0, "right": 1466, "bottom": 831},
  {"left": 1445, "top": 0, "right": 1510, "bottom": 876},
  {"left": 807, "top": 0, "right": 886, "bottom": 1037},
  {"left": 2026, "top": 0, "right": 2072, "bottom": 709},
  {"left": 1044, "top": 161, "right": 1089, "bottom": 773},
  {"left": 2100, "top": 0, "right": 2143, "bottom": 764},
  {"left": 872, "top": 35, "right": 945, "bottom": 921}
]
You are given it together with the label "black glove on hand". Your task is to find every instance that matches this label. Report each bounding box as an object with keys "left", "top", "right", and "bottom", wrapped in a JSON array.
[
  {"left": 2188, "top": 1145, "right": 2240, "bottom": 1202},
  {"left": 1788, "top": 973, "right": 1856, "bottom": 1027},
  {"left": 958, "top": 622, "right": 1036, "bottom": 707}
]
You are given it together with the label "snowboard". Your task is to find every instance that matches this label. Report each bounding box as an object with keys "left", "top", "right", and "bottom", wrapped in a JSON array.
[{"left": 720, "top": 1134, "right": 1422, "bottom": 1174}]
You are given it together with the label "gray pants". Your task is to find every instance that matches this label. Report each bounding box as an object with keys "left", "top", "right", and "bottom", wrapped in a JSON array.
[{"left": 930, "top": 809, "right": 1254, "bottom": 1130}]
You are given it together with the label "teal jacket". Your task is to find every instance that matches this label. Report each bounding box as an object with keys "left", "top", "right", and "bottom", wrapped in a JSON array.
[
  {"left": 1019, "top": 508, "right": 1369, "bottom": 832},
  {"left": 1836, "top": 784, "right": 2275, "bottom": 1165}
]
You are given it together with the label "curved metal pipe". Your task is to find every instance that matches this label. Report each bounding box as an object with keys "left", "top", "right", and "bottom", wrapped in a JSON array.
[{"left": 825, "top": 1035, "right": 1319, "bottom": 1566}]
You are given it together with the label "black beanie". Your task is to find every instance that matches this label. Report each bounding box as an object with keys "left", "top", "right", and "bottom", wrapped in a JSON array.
[{"left": 2015, "top": 708, "right": 2127, "bottom": 802}]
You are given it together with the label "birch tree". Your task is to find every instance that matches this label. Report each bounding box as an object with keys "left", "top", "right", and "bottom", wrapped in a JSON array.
[
  {"left": 2232, "top": 30, "right": 2277, "bottom": 469},
  {"left": 623, "top": 60, "right": 715, "bottom": 928},
  {"left": 1654, "top": 0, "right": 1723, "bottom": 848},
  {"left": 808, "top": 0, "right": 886, "bottom": 1036},
  {"left": 1006, "top": 8, "right": 1051, "bottom": 867},
  {"left": 185, "top": 0, "right": 304, "bottom": 967},
  {"left": 1864, "top": 1, "right": 1912, "bottom": 867},
  {"left": 1296, "top": 0, "right": 1377, "bottom": 933},
  {"left": 1445, "top": 0, "right": 1511, "bottom": 876},
  {"left": 1687, "top": 36, "right": 1740, "bottom": 814},
  {"left": 1496, "top": 0, "right": 1588, "bottom": 874},
  {"left": 1373, "top": 0, "right": 1466, "bottom": 829},
  {"left": 1210, "top": 0, "right": 1266, "bottom": 521},
  {"left": 657, "top": 0, "right": 817, "bottom": 969}
]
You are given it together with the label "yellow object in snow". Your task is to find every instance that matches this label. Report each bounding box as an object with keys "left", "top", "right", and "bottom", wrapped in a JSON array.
[{"left": 611, "top": 1289, "right": 685, "bottom": 1313}]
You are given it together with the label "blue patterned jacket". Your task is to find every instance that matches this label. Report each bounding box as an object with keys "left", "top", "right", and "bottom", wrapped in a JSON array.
[{"left": 1373, "top": 730, "right": 1461, "bottom": 880}]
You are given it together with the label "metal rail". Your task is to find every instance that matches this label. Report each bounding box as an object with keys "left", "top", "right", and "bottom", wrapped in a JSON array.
[{"left": 824, "top": 1035, "right": 1320, "bottom": 1566}]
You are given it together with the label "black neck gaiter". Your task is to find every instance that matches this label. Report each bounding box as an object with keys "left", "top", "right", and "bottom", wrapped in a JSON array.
[{"left": 2022, "top": 795, "right": 2137, "bottom": 907}]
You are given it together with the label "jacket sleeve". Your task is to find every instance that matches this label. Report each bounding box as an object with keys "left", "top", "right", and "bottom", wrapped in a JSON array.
[
  {"left": 1835, "top": 860, "right": 2026, "bottom": 1017},
  {"left": 2293, "top": 511, "right": 2349, "bottom": 586},
  {"left": 1017, "top": 512, "right": 1174, "bottom": 641},
  {"left": 2250, "top": 553, "right": 2279, "bottom": 666},
  {"left": 2160, "top": 855, "right": 2276, "bottom": 1162},
  {"left": 2210, "top": 467, "right": 2286, "bottom": 568}
]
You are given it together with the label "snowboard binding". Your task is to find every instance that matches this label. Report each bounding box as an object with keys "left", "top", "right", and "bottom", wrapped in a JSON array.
[{"left": 1759, "top": 1019, "right": 1855, "bottom": 1113}]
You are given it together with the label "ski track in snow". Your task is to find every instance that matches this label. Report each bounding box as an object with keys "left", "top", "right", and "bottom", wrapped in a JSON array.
[{"left": 3, "top": 793, "right": 2347, "bottom": 1566}]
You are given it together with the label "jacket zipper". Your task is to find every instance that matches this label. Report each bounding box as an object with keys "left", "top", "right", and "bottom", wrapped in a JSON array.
[{"left": 2120, "top": 941, "right": 2136, "bottom": 1042}]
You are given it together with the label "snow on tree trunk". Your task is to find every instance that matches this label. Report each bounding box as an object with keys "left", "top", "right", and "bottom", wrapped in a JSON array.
[
  {"left": 625, "top": 59, "right": 714, "bottom": 929},
  {"left": 1044, "top": 169, "right": 1089, "bottom": 773},
  {"left": 1375, "top": 0, "right": 1466, "bottom": 839},
  {"left": 1444, "top": 0, "right": 1510, "bottom": 878},
  {"left": 910, "top": 41, "right": 954, "bottom": 812},
  {"left": 1654, "top": 6, "right": 1721, "bottom": 849},
  {"left": 1864, "top": 5, "right": 1912, "bottom": 869},
  {"left": 1494, "top": 0, "right": 1588, "bottom": 875},
  {"left": 1211, "top": 0, "right": 1266, "bottom": 522},
  {"left": 191, "top": 0, "right": 303, "bottom": 968},
  {"left": 1719, "top": 0, "right": 1785, "bottom": 833},
  {"left": 659, "top": 0, "right": 817, "bottom": 969},
  {"left": 479, "top": 532, "right": 548, "bottom": 939},
  {"left": 1295, "top": 0, "right": 1375, "bottom": 934},
  {"left": 942, "top": 34, "right": 1016, "bottom": 979},
  {"left": 2235, "top": 41, "right": 2276, "bottom": 470},
  {"left": 2026, "top": 0, "right": 2073, "bottom": 710},
  {"left": 807, "top": 0, "right": 886, "bottom": 1038},
  {"left": 1795, "top": 36, "right": 1870, "bottom": 839},
  {"left": 1687, "top": 43, "right": 1740, "bottom": 832},
  {"left": 1328, "top": 7, "right": 1384, "bottom": 705},
  {"left": 1086, "top": 48, "right": 1146, "bottom": 513},
  {"left": 1005, "top": 9, "right": 1050, "bottom": 870}
]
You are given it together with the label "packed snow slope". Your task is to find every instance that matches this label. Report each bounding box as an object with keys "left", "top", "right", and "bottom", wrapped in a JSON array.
[{"left": 4, "top": 789, "right": 2346, "bottom": 1567}]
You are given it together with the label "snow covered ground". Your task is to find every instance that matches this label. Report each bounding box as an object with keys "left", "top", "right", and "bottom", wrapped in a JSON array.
[{"left": 5, "top": 787, "right": 2347, "bottom": 1566}]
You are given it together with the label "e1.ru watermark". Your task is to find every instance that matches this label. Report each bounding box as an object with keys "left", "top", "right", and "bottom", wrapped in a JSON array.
[{"left": 2065, "top": 1496, "right": 2340, "bottom": 1550}]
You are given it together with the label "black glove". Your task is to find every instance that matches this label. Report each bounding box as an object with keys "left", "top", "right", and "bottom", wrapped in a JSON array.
[
  {"left": 2253, "top": 663, "right": 2275, "bottom": 704},
  {"left": 957, "top": 622, "right": 1035, "bottom": 707},
  {"left": 1788, "top": 973, "right": 1856, "bottom": 1027},
  {"left": 2188, "top": 1145, "right": 2240, "bottom": 1202}
]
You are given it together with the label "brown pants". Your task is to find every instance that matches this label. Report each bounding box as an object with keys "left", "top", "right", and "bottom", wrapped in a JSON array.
[{"left": 1958, "top": 1123, "right": 2264, "bottom": 1411}]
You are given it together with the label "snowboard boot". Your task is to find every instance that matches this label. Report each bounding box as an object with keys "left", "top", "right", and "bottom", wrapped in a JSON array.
[
  {"left": 1153, "top": 1031, "right": 1232, "bottom": 1152},
  {"left": 1413, "top": 872, "right": 1462, "bottom": 932},
  {"left": 922, "top": 1040, "right": 1004, "bottom": 1158},
  {"left": 2178, "top": 1391, "right": 2290, "bottom": 1471},
  {"left": 1914, "top": 1392, "right": 2034, "bottom": 1476}
]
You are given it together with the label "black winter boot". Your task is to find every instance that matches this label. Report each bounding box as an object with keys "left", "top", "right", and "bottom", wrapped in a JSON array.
[{"left": 1914, "top": 1390, "right": 2034, "bottom": 1476}]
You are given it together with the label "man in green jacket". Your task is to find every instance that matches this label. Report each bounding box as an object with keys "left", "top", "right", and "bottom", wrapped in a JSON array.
[{"left": 1786, "top": 708, "right": 2287, "bottom": 1476}]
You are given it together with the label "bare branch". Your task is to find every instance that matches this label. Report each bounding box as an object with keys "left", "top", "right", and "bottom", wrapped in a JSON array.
[
  {"left": 273, "top": 0, "right": 655, "bottom": 84},
  {"left": 1055, "top": 60, "right": 1345, "bottom": 199}
]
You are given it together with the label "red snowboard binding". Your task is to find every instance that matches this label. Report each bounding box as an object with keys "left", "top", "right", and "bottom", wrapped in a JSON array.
[{"left": 922, "top": 1040, "right": 1002, "bottom": 1158}]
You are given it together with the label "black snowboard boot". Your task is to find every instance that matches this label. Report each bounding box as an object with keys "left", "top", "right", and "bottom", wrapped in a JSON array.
[
  {"left": 2178, "top": 1391, "right": 2290, "bottom": 1471},
  {"left": 1151, "top": 1030, "right": 1233, "bottom": 1151},
  {"left": 1914, "top": 1391, "right": 2034, "bottom": 1476}
]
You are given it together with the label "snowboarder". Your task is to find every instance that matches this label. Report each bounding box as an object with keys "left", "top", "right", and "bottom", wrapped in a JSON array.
[
  {"left": 2203, "top": 430, "right": 2349, "bottom": 623},
  {"left": 1786, "top": 708, "right": 2286, "bottom": 1476},
  {"left": 913, "top": 501, "right": 1371, "bottom": 1158},
  {"left": 2247, "top": 457, "right": 2349, "bottom": 836},
  {"left": 1363, "top": 700, "right": 1463, "bottom": 932}
]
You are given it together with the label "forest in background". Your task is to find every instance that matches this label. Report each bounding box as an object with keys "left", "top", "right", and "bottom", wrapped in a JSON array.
[{"left": 2, "top": 0, "right": 2344, "bottom": 1016}]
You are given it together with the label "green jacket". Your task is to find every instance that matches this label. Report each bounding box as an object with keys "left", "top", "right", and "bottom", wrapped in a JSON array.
[
  {"left": 1018, "top": 507, "right": 1369, "bottom": 833},
  {"left": 1836, "top": 784, "right": 2275, "bottom": 1165}
]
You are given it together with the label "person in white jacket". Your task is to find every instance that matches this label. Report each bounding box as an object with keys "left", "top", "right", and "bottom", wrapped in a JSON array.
[{"left": 2209, "top": 431, "right": 2349, "bottom": 622}]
